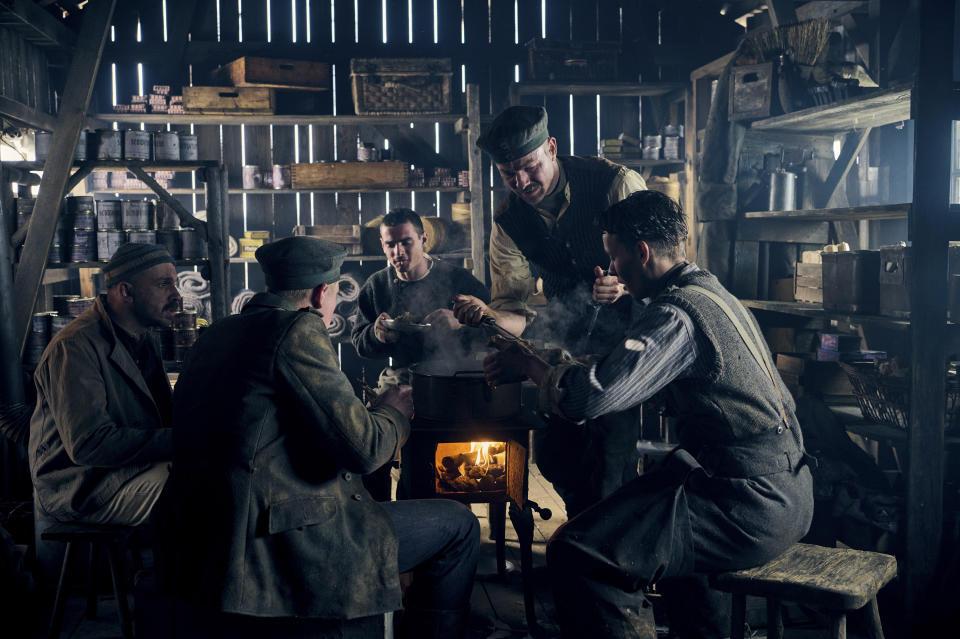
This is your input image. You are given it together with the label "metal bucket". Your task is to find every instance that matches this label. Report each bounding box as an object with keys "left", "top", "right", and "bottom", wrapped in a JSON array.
[
  {"left": 180, "top": 228, "right": 207, "bottom": 259},
  {"left": 768, "top": 169, "right": 797, "bottom": 211},
  {"left": 179, "top": 134, "right": 198, "bottom": 161},
  {"left": 68, "top": 230, "right": 97, "bottom": 262},
  {"left": 96, "top": 129, "right": 123, "bottom": 160},
  {"left": 96, "top": 200, "right": 123, "bottom": 229},
  {"left": 122, "top": 200, "right": 153, "bottom": 229},
  {"left": 156, "top": 229, "right": 182, "bottom": 259},
  {"left": 127, "top": 230, "right": 157, "bottom": 245},
  {"left": 123, "top": 129, "right": 151, "bottom": 161},
  {"left": 409, "top": 362, "right": 522, "bottom": 422},
  {"left": 153, "top": 131, "right": 180, "bottom": 161},
  {"left": 97, "top": 230, "right": 126, "bottom": 261}
]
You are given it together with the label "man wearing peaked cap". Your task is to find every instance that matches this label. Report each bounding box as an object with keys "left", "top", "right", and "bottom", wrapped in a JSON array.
[
  {"left": 171, "top": 235, "right": 480, "bottom": 636},
  {"left": 458, "top": 103, "right": 649, "bottom": 520},
  {"left": 30, "top": 242, "right": 180, "bottom": 546}
]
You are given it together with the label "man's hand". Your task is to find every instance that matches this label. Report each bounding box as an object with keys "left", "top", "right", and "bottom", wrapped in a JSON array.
[
  {"left": 452, "top": 294, "right": 491, "bottom": 327},
  {"left": 376, "top": 384, "right": 414, "bottom": 419},
  {"left": 592, "top": 265, "right": 624, "bottom": 304},
  {"left": 483, "top": 341, "right": 551, "bottom": 386},
  {"left": 373, "top": 312, "right": 400, "bottom": 343}
]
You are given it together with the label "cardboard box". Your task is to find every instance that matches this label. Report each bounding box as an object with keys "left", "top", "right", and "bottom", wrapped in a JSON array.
[
  {"left": 183, "top": 86, "right": 275, "bottom": 114},
  {"left": 216, "top": 57, "right": 331, "bottom": 91},
  {"left": 244, "top": 230, "right": 271, "bottom": 240},
  {"left": 794, "top": 262, "right": 822, "bottom": 303},
  {"left": 290, "top": 161, "right": 409, "bottom": 190}
]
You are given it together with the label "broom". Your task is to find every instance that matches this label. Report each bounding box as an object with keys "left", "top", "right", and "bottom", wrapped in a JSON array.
[{"left": 742, "top": 18, "right": 831, "bottom": 65}]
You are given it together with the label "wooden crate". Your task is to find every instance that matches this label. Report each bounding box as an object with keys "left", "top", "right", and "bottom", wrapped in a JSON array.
[
  {"left": 794, "top": 262, "right": 823, "bottom": 303},
  {"left": 526, "top": 38, "right": 619, "bottom": 81},
  {"left": 183, "top": 86, "right": 275, "bottom": 114},
  {"left": 290, "top": 161, "right": 409, "bottom": 190},
  {"left": 350, "top": 58, "right": 453, "bottom": 115},
  {"left": 293, "top": 224, "right": 363, "bottom": 244},
  {"left": 215, "top": 57, "right": 331, "bottom": 91}
]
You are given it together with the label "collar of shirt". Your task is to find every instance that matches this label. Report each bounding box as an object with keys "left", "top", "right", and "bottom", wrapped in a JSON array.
[
  {"left": 392, "top": 255, "right": 435, "bottom": 284},
  {"left": 642, "top": 262, "right": 699, "bottom": 303}
]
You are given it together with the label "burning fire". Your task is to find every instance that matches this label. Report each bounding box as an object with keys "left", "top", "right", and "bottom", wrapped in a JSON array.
[
  {"left": 471, "top": 441, "right": 498, "bottom": 467},
  {"left": 436, "top": 441, "right": 508, "bottom": 493}
]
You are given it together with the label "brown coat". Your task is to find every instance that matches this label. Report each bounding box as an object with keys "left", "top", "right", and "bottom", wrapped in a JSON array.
[
  {"left": 29, "top": 296, "right": 173, "bottom": 521},
  {"left": 171, "top": 293, "right": 410, "bottom": 619}
]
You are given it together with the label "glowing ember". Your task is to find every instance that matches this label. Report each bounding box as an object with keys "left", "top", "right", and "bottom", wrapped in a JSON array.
[{"left": 436, "top": 441, "right": 508, "bottom": 493}]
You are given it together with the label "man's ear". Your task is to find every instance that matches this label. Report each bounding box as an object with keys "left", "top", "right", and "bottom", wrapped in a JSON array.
[
  {"left": 545, "top": 137, "right": 558, "bottom": 159},
  {"left": 636, "top": 240, "right": 652, "bottom": 266},
  {"left": 309, "top": 283, "right": 327, "bottom": 310},
  {"left": 116, "top": 281, "right": 134, "bottom": 300}
]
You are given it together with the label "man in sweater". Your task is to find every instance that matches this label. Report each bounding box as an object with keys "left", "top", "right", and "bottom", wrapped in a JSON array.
[
  {"left": 454, "top": 105, "right": 647, "bottom": 517},
  {"left": 483, "top": 191, "right": 815, "bottom": 638}
]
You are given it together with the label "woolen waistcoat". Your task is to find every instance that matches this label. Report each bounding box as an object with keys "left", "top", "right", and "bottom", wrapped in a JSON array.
[
  {"left": 657, "top": 269, "right": 803, "bottom": 450},
  {"left": 494, "top": 155, "right": 630, "bottom": 353}
]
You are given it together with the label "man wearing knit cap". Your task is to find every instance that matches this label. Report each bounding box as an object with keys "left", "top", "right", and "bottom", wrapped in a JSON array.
[
  {"left": 171, "top": 236, "right": 479, "bottom": 637},
  {"left": 30, "top": 243, "right": 181, "bottom": 527},
  {"left": 454, "top": 105, "right": 648, "bottom": 517}
]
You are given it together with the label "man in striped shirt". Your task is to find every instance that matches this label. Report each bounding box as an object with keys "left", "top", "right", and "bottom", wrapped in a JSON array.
[{"left": 483, "top": 191, "right": 814, "bottom": 639}]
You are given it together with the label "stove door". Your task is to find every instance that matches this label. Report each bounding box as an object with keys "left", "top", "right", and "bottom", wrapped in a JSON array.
[{"left": 506, "top": 438, "right": 528, "bottom": 510}]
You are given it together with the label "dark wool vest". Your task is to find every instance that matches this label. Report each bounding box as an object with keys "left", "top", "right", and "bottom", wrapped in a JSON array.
[
  {"left": 494, "top": 156, "right": 631, "bottom": 354},
  {"left": 657, "top": 269, "right": 802, "bottom": 450}
]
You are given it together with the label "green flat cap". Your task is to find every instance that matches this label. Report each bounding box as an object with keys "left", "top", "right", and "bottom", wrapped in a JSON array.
[
  {"left": 477, "top": 106, "right": 549, "bottom": 164},
  {"left": 255, "top": 236, "right": 346, "bottom": 290}
]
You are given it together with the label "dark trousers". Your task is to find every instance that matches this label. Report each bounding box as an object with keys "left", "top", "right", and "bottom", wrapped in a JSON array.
[{"left": 382, "top": 499, "right": 480, "bottom": 612}]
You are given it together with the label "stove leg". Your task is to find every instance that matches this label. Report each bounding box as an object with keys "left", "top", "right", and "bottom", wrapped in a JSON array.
[
  {"left": 509, "top": 503, "right": 542, "bottom": 638},
  {"left": 489, "top": 502, "right": 507, "bottom": 577}
]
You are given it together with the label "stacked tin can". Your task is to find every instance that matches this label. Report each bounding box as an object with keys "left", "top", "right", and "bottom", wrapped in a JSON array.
[
  {"left": 96, "top": 199, "right": 124, "bottom": 261},
  {"left": 159, "top": 311, "right": 198, "bottom": 362},
  {"left": 34, "top": 130, "right": 89, "bottom": 163},
  {"left": 123, "top": 199, "right": 156, "bottom": 247},
  {"left": 24, "top": 312, "right": 55, "bottom": 368},
  {"left": 63, "top": 196, "right": 97, "bottom": 263},
  {"left": 155, "top": 201, "right": 182, "bottom": 259}
]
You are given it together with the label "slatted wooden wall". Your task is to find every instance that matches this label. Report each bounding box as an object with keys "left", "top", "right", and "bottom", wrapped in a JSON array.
[{"left": 92, "top": 0, "right": 733, "bottom": 388}]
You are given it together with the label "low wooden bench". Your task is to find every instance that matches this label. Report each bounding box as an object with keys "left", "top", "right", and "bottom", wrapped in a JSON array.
[
  {"left": 710, "top": 543, "right": 898, "bottom": 639},
  {"left": 41, "top": 522, "right": 138, "bottom": 639}
]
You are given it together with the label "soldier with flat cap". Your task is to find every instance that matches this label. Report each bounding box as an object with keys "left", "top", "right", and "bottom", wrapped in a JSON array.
[
  {"left": 30, "top": 242, "right": 181, "bottom": 528},
  {"left": 454, "top": 105, "right": 648, "bottom": 517},
  {"left": 171, "top": 236, "right": 480, "bottom": 637}
]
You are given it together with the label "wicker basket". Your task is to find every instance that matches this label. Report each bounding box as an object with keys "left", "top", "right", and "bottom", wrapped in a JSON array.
[
  {"left": 350, "top": 58, "right": 453, "bottom": 115},
  {"left": 840, "top": 362, "right": 960, "bottom": 430}
]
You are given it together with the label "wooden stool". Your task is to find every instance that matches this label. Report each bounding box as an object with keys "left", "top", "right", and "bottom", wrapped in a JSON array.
[
  {"left": 41, "top": 522, "right": 138, "bottom": 639},
  {"left": 710, "top": 543, "right": 897, "bottom": 639}
]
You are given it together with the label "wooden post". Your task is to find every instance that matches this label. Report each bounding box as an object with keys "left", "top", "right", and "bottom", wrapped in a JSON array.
[
  {"left": 12, "top": 0, "right": 116, "bottom": 355},
  {"left": 466, "top": 83, "right": 486, "bottom": 285},
  {"left": 905, "top": 0, "right": 953, "bottom": 619},
  {"left": 204, "top": 166, "right": 230, "bottom": 322}
]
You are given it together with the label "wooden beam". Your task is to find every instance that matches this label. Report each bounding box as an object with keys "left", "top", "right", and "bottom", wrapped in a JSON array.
[
  {"left": 203, "top": 167, "right": 230, "bottom": 322},
  {"left": 767, "top": 0, "right": 799, "bottom": 26},
  {"left": 797, "top": 1, "right": 868, "bottom": 21},
  {"left": 466, "top": 84, "right": 485, "bottom": 285},
  {"left": 12, "top": 0, "right": 115, "bottom": 356},
  {"left": 126, "top": 166, "right": 207, "bottom": 232},
  {"left": 816, "top": 128, "right": 871, "bottom": 208},
  {"left": 0, "top": 0, "right": 77, "bottom": 49},
  {"left": 0, "top": 95, "right": 58, "bottom": 131}
]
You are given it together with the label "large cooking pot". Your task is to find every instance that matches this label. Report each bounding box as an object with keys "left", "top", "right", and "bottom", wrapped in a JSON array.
[{"left": 409, "top": 362, "right": 521, "bottom": 421}]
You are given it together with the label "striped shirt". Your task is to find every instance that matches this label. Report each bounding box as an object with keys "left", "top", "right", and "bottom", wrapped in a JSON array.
[{"left": 551, "top": 264, "right": 714, "bottom": 422}]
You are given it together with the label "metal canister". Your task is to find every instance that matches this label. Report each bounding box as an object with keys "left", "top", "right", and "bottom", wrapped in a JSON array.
[
  {"left": 271, "top": 164, "right": 290, "bottom": 190},
  {"left": 123, "top": 129, "right": 151, "bottom": 161},
  {"left": 127, "top": 230, "right": 157, "bottom": 245},
  {"left": 53, "top": 295, "right": 80, "bottom": 316},
  {"left": 156, "top": 229, "right": 182, "bottom": 259},
  {"left": 65, "top": 196, "right": 95, "bottom": 213},
  {"left": 96, "top": 129, "right": 123, "bottom": 160},
  {"left": 97, "top": 230, "right": 126, "bottom": 261},
  {"left": 179, "top": 228, "right": 207, "bottom": 259},
  {"left": 25, "top": 312, "right": 55, "bottom": 367},
  {"left": 66, "top": 297, "right": 95, "bottom": 316},
  {"left": 242, "top": 165, "right": 263, "bottom": 189},
  {"left": 48, "top": 243, "right": 63, "bottom": 264},
  {"left": 152, "top": 131, "right": 180, "bottom": 161},
  {"left": 72, "top": 211, "right": 96, "bottom": 230},
  {"left": 50, "top": 315, "right": 74, "bottom": 336},
  {"left": 173, "top": 328, "right": 197, "bottom": 347},
  {"left": 74, "top": 130, "right": 89, "bottom": 162},
  {"left": 96, "top": 200, "right": 123, "bottom": 229},
  {"left": 69, "top": 229, "right": 97, "bottom": 262},
  {"left": 173, "top": 311, "right": 197, "bottom": 330},
  {"left": 179, "top": 134, "right": 198, "bottom": 161},
  {"left": 122, "top": 200, "right": 153, "bottom": 229},
  {"left": 768, "top": 169, "right": 798, "bottom": 211},
  {"left": 34, "top": 131, "right": 52, "bottom": 161},
  {"left": 155, "top": 200, "right": 180, "bottom": 229}
]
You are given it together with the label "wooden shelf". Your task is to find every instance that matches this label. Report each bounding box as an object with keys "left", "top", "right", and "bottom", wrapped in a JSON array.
[
  {"left": 509, "top": 81, "right": 684, "bottom": 98},
  {"left": 829, "top": 405, "right": 960, "bottom": 447},
  {"left": 44, "top": 259, "right": 207, "bottom": 271},
  {"left": 230, "top": 186, "right": 468, "bottom": 195},
  {"left": 744, "top": 203, "right": 910, "bottom": 221},
  {"left": 89, "top": 113, "right": 467, "bottom": 126},
  {"left": 231, "top": 250, "right": 471, "bottom": 264},
  {"left": 609, "top": 158, "right": 685, "bottom": 169},
  {"left": 8, "top": 160, "right": 219, "bottom": 172},
  {"left": 749, "top": 84, "right": 912, "bottom": 134},
  {"left": 89, "top": 188, "right": 205, "bottom": 195},
  {"left": 741, "top": 299, "right": 912, "bottom": 331}
]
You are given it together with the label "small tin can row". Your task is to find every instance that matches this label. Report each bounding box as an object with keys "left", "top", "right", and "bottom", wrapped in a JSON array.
[
  {"left": 37, "top": 130, "right": 199, "bottom": 163},
  {"left": 24, "top": 311, "right": 80, "bottom": 367}
]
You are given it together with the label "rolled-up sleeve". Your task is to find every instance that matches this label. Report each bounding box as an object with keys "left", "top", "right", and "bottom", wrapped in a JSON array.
[
  {"left": 538, "top": 303, "right": 697, "bottom": 422},
  {"left": 607, "top": 166, "right": 647, "bottom": 206},
  {"left": 488, "top": 222, "right": 538, "bottom": 321}
]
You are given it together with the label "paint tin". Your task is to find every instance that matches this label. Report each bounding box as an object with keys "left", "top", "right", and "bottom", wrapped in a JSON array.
[
  {"left": 69, "top": 229, "right": 97, "bottom": 262},
  {"left": 71, "top": 211, "right": 96, "bottom": 230},
  {"left": 271, "top": 164, "right": 290, "bottom": 190},
  {"left": 34, "top": 131, "right": 52, "bottom": 161},
  {"left": 48, "top": 243, "right": 63, "bottom": 264},
  {"left": 152, "top": 131, "right": 180, "bottom": 161},
  {"left": 50, "top": 315, "right": 74, "bottom": 335},
  {"left": 53, "top": 295, "right": 79, "bottom": 316},
  {"left": 65, "top": 196, "right": 95, "bottom": 213},
  {"left": 96, "top": 129, "right": 123, "bottom": 160},
  {"left": 173, "top": 344, "right": 192, "bottom": 362},
  {"left": 74, "top": 130, "right": 89, "bottom": 162},
  {"left": 122, "top": 200, "right": 153, "bottom": 229},
  {"left": 66, "top": 297, "right": 95, "bottom": 316},
  {"left": 96, "top": 200, "right": 122, "bottom": 229},
  {"left": 127, "top": 230, "right": 157, "bottom": 245},
  {"left": 155, "top": 200, "right": 180, "bottom": 229},
  {"left": 242, "top": 165, "right": 263, "bottom": 189},
  {"left": 173, "top": 311, "right": 197, "bottom": 330},
  {"left": 179, "top": 134, "right": 198, "bottom": 161},
  {"left": 25, "top": 312, "right": 55, "bottom": 367},
  {"left": 179, "top": 228, "right": 208, "bottom": 260},
  {"left": 173, "top": 328, "right": 197, "bottom": 348},
  {"left": 97, "top": 230, "right": 126, "bottom": 261},
  {"left": 123, "top": 129, "right": 152, "bottom": 161},
  {"left": 155, "top": 229, "right": 182, "bottom": 259}
]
